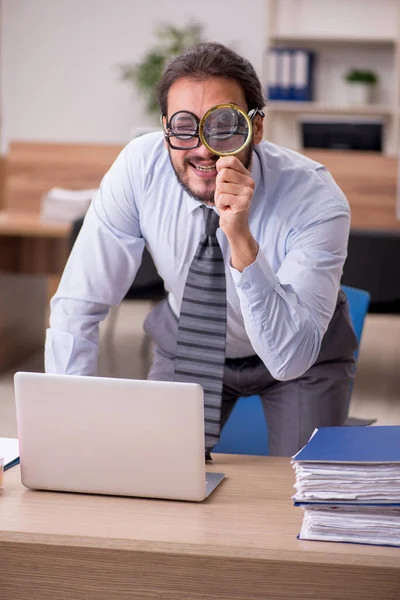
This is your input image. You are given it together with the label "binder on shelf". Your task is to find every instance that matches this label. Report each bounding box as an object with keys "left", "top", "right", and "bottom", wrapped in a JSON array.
[
  {"left": 266, "top": 47, "right": 315, "bottom": 102},
  {"left": 267, "top": 48, "right": 280, "bottom": 100},
  {"left": 293, "top": 49, "right": 314, "bottom": 102},
  {"left": 280, "top": 49, "right": 292, "bottom": 100}
]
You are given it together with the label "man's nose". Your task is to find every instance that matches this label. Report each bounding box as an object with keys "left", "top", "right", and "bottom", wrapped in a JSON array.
[{"left": 194, "top": 141, "right": 217, "bottom": 160}]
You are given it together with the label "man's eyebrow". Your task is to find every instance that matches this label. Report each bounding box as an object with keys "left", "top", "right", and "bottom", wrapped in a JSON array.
[
  {"left": 168, "top": 103, "right": 243, "bottom": 120},
  {"left": 206, "top": 102, "right": 240, "bottom": 108}
]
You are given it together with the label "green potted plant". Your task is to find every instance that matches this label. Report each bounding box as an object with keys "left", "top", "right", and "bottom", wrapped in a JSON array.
[
  {"left": 344, "top": 69, "right": 378, "bottom": 105},
  {"left": 118, "top": 21, "right": 204, "bottom": 125}
]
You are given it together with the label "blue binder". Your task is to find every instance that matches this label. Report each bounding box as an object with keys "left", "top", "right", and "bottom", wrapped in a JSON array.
[
  {"left": 279, "top": 49, "right": 292, "bottom": 100},
  {"left": 267, "top": 48, "right": 280, "bottom": 100},
  {"left": 293, "top": 426, "right": 400, "bottom": 464},
  {"left": 292, "top": 49, "right": 314, "bottom": 102},
  {"left": 293, "top": 427, "right": 400, "bottom": 547},
  {"left": 267, "top": 47, "right": 314, "bottom": 102}
]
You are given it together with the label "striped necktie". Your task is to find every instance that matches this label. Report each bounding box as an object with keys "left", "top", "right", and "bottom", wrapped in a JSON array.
[{"left": 174, "top": 207, "right": 227, "bottom": 450}]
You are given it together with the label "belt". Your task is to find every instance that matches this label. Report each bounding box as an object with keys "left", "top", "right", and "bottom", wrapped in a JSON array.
[{"left": 225, "top": 354, "right": 262, "bottom": 368}]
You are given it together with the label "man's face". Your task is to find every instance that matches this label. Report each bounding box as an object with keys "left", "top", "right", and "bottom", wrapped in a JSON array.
[{"left": 164, "top": 77, "right": 262, "bottom": 205}]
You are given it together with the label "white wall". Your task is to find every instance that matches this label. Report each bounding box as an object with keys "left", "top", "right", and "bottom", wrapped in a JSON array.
[{"left": 0, "top": 0, "right": 267, "bottom": 151}]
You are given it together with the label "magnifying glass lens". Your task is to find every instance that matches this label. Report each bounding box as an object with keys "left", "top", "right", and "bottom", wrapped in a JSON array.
[{"left": 202, "top": 107, "right": 250, "bottom": 154}]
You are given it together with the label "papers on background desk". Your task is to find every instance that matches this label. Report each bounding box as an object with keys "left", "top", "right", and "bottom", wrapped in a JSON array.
[
  {"left": 0, "top": 438, "right": 20, "bottom": 471},
  {"left": 292, "top": 426, "right": 400, "bottom": 547},
  {"left": 40, "top": 187, "right": 98, "bottom": 222}
]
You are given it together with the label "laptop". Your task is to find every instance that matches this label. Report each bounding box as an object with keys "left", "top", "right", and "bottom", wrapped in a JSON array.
[{"left": 14, "top": 372, "right": 225, "bottom": 502}]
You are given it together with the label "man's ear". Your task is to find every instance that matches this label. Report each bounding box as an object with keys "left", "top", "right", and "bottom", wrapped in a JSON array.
[
  {"left": 161, "top": 115, "right": 169, "bottom": 149},
  {"left": 252, "top": 114, "right": 264, "bottom": 146}
]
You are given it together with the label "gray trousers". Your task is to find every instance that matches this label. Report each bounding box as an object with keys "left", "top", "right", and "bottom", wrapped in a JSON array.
[{"left": 144, "top": 291, "right": 358, "bottom": 457}]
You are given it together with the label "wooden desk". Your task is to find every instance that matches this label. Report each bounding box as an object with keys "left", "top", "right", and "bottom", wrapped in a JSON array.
[
  {"left": 0, "top": 455, "right": 399, "bottom": 600},
  {"left": 0, "top": 211, "right": 70, "bottom": 272}
]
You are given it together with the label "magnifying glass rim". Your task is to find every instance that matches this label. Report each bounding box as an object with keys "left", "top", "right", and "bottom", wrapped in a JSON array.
[{"left": 199, "top": 103, "right": 253, "bottom": 157}]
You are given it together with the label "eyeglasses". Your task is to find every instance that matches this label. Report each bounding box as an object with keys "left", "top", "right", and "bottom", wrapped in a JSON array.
[{"left": 161, "top": 103, "right": 265, "bottom": 156}]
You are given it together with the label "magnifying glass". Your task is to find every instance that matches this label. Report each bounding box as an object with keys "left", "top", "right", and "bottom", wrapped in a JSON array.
[
  {"left": 163, "top": 103, "right": 263, "bottom": 157},
  {"left": 200, "top": 103, "right": 252, "bottom": 156}
]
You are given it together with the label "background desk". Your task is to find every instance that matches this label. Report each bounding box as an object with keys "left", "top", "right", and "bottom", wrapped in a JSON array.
[
  {"left": 0, "top": 141, "right": 121, "bottom": 373},
  {"left": 0, "top": 455, "right": 399, "bottom": 600},
  {"left": 0, "top": 213, "right": 70, "bottom": 372}
]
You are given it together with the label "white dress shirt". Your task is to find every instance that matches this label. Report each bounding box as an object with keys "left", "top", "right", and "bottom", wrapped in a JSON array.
[{"left": 45, "top": 132, "right": 350, "bottom": 381}]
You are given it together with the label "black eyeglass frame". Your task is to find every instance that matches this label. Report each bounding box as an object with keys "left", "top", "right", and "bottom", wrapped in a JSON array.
[{"left": 161, "top": 104, "right": 265, "bottom": 155}]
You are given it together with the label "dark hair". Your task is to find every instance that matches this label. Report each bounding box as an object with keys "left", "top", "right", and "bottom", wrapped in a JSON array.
[{"left": 156, "top": 42, "right": 265, "bottom": 116}]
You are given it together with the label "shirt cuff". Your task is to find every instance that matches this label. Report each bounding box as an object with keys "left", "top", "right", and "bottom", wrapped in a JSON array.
[
  {"left": 45, "top": 328, "right": 98, "bottom": 375},
  {"left": 230, "top": 248, "right": 278, "bottom": 301}
]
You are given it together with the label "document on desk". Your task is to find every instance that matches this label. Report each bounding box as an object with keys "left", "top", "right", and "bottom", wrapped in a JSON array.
[
  {"left": 292, "top": 426, "right": 400, "bottom": 547},
  {"left": 0, "top": 438, "right": 20, "bottom": 470},
  {"left": 292, "top": 426, "right": 400, "bottom": 504}
]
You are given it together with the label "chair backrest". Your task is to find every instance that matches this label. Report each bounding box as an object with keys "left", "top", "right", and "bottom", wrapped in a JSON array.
[
  {"left": 213, "top": 286, "right": 370, "bottom": 456},
  {"left": 341, "top": 285, "right": 370, "bottom": 353},
  {"left": 212, "top": 395, "right": 268, "bottom": 456}
]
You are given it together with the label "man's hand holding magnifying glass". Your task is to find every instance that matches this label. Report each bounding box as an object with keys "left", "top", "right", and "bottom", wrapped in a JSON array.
[{"left": 214, "top": 156, "right": 259, "bottom": 272}]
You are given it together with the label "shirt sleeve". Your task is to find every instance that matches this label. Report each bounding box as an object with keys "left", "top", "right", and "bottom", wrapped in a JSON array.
[
  {"left": 45, "top": 144, "right": 145, "bottom": 375},
  {"left": 229, "top": 205, "right": 350, "bottom": 381}
]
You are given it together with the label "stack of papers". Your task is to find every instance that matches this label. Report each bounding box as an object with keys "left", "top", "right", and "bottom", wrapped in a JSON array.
[
  {"left": 300, "top": 505, "right": 400, "bottom": 547},
  {"left": 292, "top": 426, "right": 400, "bottom": 547},
  {"left": 41, "top": 187, "right": 98, "bottom": 222},
  {"left": 294, "top": 463, "right": 400, "bottom": 503}
]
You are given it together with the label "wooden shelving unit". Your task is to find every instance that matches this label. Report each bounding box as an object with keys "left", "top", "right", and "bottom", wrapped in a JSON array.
[
  {"left": 267, "top": 102, "right": 394, "bottom": 117},
  {"left": 264, "top": 0, "right": 400, "bottom": 157},
  {"left": 271, "top": 36, "right": 397, "bottom": 45}
]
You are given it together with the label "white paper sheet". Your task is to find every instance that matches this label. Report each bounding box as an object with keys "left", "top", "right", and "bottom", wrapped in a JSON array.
[{"left": 0, "top": 438, "right": 19, "bottom": 467}]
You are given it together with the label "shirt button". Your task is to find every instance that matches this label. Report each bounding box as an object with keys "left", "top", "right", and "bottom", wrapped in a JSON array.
[{"left": 243, "top": 283, "right": 251, "bottom": 291}]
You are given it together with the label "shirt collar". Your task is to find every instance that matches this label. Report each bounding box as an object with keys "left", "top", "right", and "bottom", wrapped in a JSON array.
[
  {"left": 184, "top": 193, "right": 202, "bottom": 214},
  {"left": 250, "top": 148, "right": 262, "bottom": 198}
]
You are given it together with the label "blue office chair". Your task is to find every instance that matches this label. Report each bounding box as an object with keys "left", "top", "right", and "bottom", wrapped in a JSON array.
[
  {"left": 341, "top": 285, "right": 370, "bottom": 360},
  {"left": 213, "top": 285, "right": 371, "bottom": 456}
]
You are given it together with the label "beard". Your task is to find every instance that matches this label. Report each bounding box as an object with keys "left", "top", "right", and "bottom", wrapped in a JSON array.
[{"left": 168, "top": 145, "right": 253, "bottom": 205}]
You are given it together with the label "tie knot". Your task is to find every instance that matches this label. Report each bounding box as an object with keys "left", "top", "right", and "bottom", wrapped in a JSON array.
[{"left": 203, "top": 207, "right": 220, "bottom": 236}]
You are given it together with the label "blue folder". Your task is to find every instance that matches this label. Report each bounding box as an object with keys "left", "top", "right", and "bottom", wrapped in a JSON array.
[
  {"left": 292, "top": 49, "right": 314, "bottom": 102},
  {"left": 293, "top": 426, "right": 400, "bottom": 464},
  {"left": 293, "top": 427, "right": 400, "bottom": 547}
]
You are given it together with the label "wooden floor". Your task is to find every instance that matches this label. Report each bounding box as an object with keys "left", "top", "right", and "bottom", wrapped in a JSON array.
[{"left": 0, "top": 301, "right": 399, "bottom": 439}]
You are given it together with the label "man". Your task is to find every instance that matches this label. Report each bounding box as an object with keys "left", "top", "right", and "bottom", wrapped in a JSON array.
[{"left": 45, "top": 42, "right": 357, "bottom": 456}]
